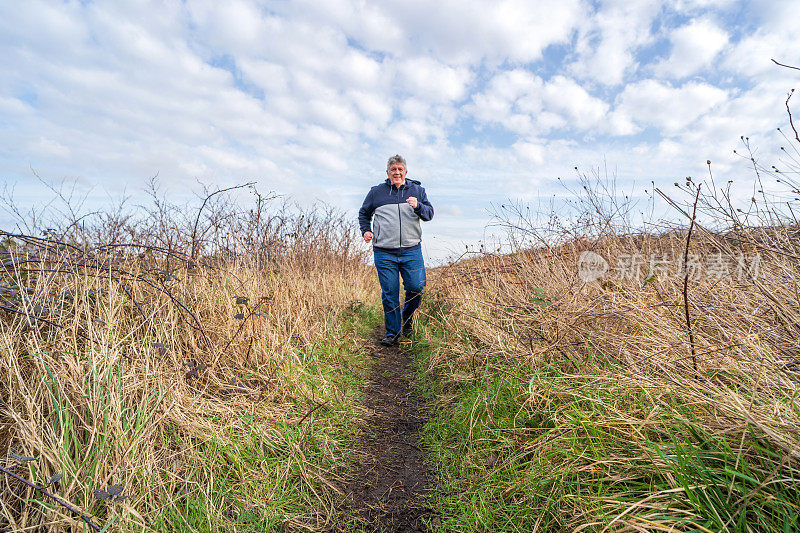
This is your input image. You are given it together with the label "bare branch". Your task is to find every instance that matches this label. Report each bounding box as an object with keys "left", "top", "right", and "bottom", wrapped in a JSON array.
[
  {"left": 682, "top": 183, "right": 702, "bottom": 373},
  {"left": 772, "top": 58, "right": 800, "bottom": 71},
  {"left": 785, "top": 89, "right": 800, "bottom": 144},
  {"left": 190, "top": 182, "right": 256, "bottom": 260},
  {"left": 0, "top": 464, "right": 103, "bottom": 532}
]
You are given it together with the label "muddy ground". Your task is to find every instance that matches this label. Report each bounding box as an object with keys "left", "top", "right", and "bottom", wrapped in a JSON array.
[{"left": 340, "top": 332, "right": 434, "bottom": 532}]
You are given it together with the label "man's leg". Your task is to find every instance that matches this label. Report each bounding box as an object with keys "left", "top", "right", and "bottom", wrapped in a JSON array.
[
  {"left": 373, "top": 249, "right": 402, "bottom": 340},
  {"left": 399, "top": 247, "right": 426, "bottom": 336}
]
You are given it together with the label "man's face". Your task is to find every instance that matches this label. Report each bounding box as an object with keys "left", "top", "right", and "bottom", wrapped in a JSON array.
[{"left": 387, "top": 163, "right": 407, "bottom": 187}]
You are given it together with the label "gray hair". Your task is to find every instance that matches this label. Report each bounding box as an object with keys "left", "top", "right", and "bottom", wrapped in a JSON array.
[{"left": 386, "top": 154, "right": 407, "bottom": 171}]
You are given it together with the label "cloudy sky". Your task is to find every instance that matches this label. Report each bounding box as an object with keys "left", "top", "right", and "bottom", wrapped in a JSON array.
[{"left": 1, "top": 0, "right": 798, "bottom": 262}]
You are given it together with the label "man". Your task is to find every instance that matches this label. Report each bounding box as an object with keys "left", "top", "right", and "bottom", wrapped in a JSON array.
[{"left": 358, "top": 155, "right": 434, "bottom": 346}]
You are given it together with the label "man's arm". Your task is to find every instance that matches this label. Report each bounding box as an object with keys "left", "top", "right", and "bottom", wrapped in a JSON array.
[
  {"left": 413, "top": 186, "right": 434, "bottom": 221},
  {"left": 358, "top": 188, "right": 375, "bottom": 235}
]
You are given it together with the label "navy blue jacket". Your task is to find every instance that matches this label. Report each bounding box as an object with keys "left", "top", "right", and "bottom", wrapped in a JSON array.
[{"left": 358, "top": 179, "right": 434, "bottom": 252}]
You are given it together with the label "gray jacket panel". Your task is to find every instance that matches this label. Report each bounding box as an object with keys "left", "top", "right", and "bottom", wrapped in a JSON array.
[{"left": 372, "top": 203, "right": 423, "bottom": 248}]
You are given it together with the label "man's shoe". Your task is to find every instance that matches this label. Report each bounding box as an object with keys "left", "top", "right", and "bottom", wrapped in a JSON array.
[
  {"left": 401, "top": 324, "right": 413, "bottom": 338},
  {"left": 380, "top": 334, "right": 398, "bottom": 346}
]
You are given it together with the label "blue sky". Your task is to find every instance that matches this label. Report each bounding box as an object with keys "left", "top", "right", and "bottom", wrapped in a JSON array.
[{"left": 1, "top": 0, "right": 798, "bottom": 262}]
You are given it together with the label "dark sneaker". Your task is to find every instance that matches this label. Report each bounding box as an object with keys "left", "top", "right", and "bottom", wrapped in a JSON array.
[
  {"left": 401, "top": 324, "right": 413, "bottom": 338},
  {"left": 380, "top": 334, "right": 398, "bottom": 346}
]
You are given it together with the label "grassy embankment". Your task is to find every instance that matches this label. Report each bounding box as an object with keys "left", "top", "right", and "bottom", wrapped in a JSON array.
[
  {"left": 0, "top": 194, "right": 381, "bottom": 532},
  {"left": 412, "top": 176, "right": 800, "bottom": 531}
]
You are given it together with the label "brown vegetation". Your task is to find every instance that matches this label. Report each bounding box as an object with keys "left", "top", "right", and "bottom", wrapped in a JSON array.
[
  {"left": 415, "top": 163, "right": 800, "bottom": 528},
  {"left": 0, "top": 187, "right": 378, "bottom": 531}
]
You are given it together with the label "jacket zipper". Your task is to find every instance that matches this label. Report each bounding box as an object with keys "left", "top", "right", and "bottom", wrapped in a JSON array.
[{"left": 397, "top": 183, "right": 402, "bottom": 247}]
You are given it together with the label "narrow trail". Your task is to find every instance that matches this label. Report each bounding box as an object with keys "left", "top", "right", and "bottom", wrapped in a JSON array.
[{"left": 341, "top": 330, "right": 434, "bottom": 532}]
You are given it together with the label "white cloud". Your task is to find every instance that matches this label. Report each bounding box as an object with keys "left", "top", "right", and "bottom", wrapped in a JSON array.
[
  {"left": 0, "top": 0, "right": 87, "bottom": 55},
  {"left": 338, "top": 50, "right": 385, "bottom": 90},
  {"left": 513, "top": 141, "right": 546, "bottom": 163},
  {"left": 613, "top": 80, "right": 728, "bottom": 135},
  {"left": 397, "top": 58, "right": 473, "bottom": 103},
  {"left": 670, "top": 0, "right": 739, "bottom": 11},
  {"left": 674, "top": 78, "right": 794, "bottom": 165},
  {"left": 465, "top": 0, "right": 587, "bottom": 64},
  {"left": 28, "top": 137, "right": 70, "bottom": 158},
  {"left": 238, "top": 60, "right": 290, "bottom": 94},
  {"left": 722, "top": 37, "right": 800, "bottom": 79},
  {"left": 438, "top": 204, "right": 463, "bottom": 216},
  {"left": 187, "top": 0, "right": 273, "bottom": 54},
  {"left": 655, "top": 18, "right": 729, "bottom": 79},
  {"left": 470, "top": 71, "right": 609, "bottom": 135},
  {"left": 540, "top": 76, "right": 609, "bottom": 130},
  {"left": 290, "top": 0, "right": 405, "bottom": 56},
  {"left": 570, "top": 0, "right": 663, "bottom": 86},
  {"left": 717, "top": 0, "right": 800, "bottom": 78},
  {"left": 293, "top": 0, "right": 586, "bottom": 65},
  {"left": 350, "top": 91, "right": 393, "bottom": 133},
  {"left": 470, "top": 69, "right": 542, "bottom": 124},
  {"left": 0, "top": 96, "right": 32, "bottom": 116}
]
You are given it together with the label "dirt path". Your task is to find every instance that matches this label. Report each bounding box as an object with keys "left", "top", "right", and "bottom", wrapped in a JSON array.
[{"left": 341, "top": 332, "right": 433, "bottom": 532}]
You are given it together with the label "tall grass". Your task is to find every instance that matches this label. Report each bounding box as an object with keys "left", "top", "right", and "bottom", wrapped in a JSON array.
[
  {"left": 0, "top": 186, "right": 379, "bottom": 531},
  {"left": 414, "top": 149, "right": 800, "bottom": 530}
]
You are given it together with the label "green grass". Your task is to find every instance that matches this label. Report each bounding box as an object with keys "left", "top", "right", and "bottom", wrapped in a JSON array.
[
  {"left": 649, "top": 424, "right": 800, "bottom": 532},
  {"left": 149, "top": 304, "right": 383, "bottom": 531},
  {"left": 411, "top": 312, "right": 800, "bottom": 532},
  {"left": 151, "top": 423, "right": 333, "bottom": 532}
]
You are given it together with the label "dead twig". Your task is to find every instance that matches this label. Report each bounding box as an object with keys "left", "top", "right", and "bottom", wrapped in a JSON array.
[
  {"left": 683, "top": 183, "right": 702, "bottom": 372},
  {"left": 190, "top": 182, "right": 255, "bottom": 261},
  {"left": 771, "top": 58, "right": 800, "bottom": 72},
  {"left": 784, "top": 89, "right": 800, "bottom": 144},
  {"left": 213, "top": 298, "right": 267, "bottom": 366},
  {"left": 299, "top": 400, "right": 330, "bottom": 425},
  {"left": 0, "top": 464, "right": 103, "bottom": 532}
]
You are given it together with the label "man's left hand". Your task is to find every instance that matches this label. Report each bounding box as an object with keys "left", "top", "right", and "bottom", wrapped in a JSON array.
[{"left": 406, "top": 196, "right": 418, "bottom": 209}]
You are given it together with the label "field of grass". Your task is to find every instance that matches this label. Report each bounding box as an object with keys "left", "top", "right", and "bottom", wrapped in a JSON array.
[
  {"left": 3, "top": 149, "right": 800, "bottom": 532},
  {"left": 0, "top": 191, "right": 382, "bottom": 531},
  {"left": 411, "top": 176, "right": 800, "bottom": 531}
]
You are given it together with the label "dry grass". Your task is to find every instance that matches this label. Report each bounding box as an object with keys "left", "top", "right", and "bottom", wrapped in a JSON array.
[
  {"left": 415, "top": 177, "right": 800, "bottom": 530},
  {"left": 0, "top": 191, "right": 379, "bottom": 531}
]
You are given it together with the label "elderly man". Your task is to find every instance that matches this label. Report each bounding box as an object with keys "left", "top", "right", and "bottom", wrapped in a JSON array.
[{"left": 359, "top": 155, "right": 434, "bottom": 346}]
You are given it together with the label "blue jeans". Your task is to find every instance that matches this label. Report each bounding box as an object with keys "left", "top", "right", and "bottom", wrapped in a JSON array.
[{"left": 373, "top": 247, "right": 426, "bottom": 337}]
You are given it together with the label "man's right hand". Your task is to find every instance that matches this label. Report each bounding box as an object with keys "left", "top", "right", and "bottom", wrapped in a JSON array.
[{"left": 363, "top": 231, "right": 374, "bottom": 243}]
